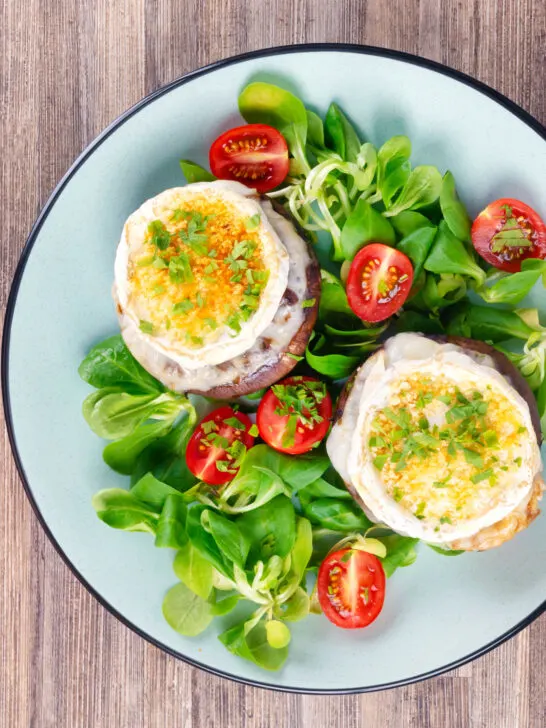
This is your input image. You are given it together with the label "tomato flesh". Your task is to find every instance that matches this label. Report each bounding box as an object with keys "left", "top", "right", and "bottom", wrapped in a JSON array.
[
  {"left": 318, "top": 548, "right": 386, "bottom": 629},
  {"left": 256, "top": 376, "right": 332, "bottom": 455},
  {"left": 185, "top": 406, "right": 255, "bottom": 486},
  {"left": 346, "top": 243, "right": 413, "bottom": 323},
  {"left": 471, "top": 198, "right": 546, "bottom": 272},
  {"left": 209, "top": 123, "right": 289, "bottom": 193}
]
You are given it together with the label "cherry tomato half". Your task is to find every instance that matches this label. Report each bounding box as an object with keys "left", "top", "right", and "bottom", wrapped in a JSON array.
[
  {"left": 209, "top": 124, "right": 289, "bottom": 193},
  {"left": 185, "top": 406, "right": 255, "bottom": 486},
  {"left": 256, "top": 376, "right": 332, "bottom": 455},
  {"left": 318, "top": 548, "right": 386, "bottom": 629},
  {"left": 471, "top": 198, "right": 546, "bottom": 272},
  {"left": 346, "top": 243, "right": 413, "bottom": 323}
]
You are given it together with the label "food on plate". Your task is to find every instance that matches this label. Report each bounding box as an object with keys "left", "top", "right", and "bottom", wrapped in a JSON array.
[
  {"left": 317, "top": 548, "right": 386, "bottom": 629},
  {"left": 328, "top": 333, "right": 544, "bottom": 551},
  {"left": 256, "top": 375, "right": 332, "bottom": 454},
  {"left": 114, "top": 179, "right": 320, "bottom": 398},
  {"left": 81, "top": 80, "right": 546, "bottom": 672},
  {"left": 346, "top": 244, "right": 414, "bottom": 323},
  {"left": 209, "top": 123, "right": 289, "bottom": 193},
  {"left": 471, "top": 198, "right": 546, "bottom": 272},
  {"left": 185, "top": 406, "right": 256, "bottom": 485}
]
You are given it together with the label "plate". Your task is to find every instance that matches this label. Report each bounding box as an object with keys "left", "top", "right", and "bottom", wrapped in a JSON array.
[{"left": 4, "top": 44, "right": 546, "bottom": 693}]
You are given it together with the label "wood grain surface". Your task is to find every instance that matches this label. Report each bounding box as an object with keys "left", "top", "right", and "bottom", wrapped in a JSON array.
[{"left": 1, "top": 1, "right": 545, "bottom": 726}]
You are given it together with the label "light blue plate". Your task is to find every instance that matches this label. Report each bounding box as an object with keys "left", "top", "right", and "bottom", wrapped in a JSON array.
[{"left": 4, "top": 45, "right": 546, "bottom": 693}]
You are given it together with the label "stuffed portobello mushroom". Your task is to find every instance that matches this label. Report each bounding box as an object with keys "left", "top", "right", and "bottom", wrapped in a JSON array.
[
  {"left": 327, "top": 332, "right": 544, "bottom": 552},
  {"left": 113, "top": 180, "right": 320, "bottom": 399}
]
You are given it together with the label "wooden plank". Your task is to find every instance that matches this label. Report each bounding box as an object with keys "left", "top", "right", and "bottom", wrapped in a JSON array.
[{"left": 1, "top": 1, "right": 545, "bottom": 726}]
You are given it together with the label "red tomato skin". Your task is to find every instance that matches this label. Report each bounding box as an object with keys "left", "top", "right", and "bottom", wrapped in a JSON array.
[
  {"left": 317, "top": 548, "right": 386, "bottom": 629},
  {"left": 346, "top": 243, "right": 414, "bottom": 323},
  {"left": 209, "top": 124, "right": 289, "bottom": 193},
  {"left": 471, "top": 198, "right": 546, "bottom": 272},
  {"left": 185, "top": 406, "right": 254, "bottom": 486},
  {"left": 256, "top": 376, "right": 332, "bottom": 455}
]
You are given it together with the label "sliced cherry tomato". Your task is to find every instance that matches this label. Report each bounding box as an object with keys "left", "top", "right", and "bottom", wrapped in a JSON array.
[
  {"left": 346, "top": 243, "right": 413, "bottom": 323},
  {"left": 209, "top": 124, "right": 289, "bottom": 193},
  {"left": 318, "top": 548, "right": 386, "bottom": 629},
  {"left": 256, "top": 376, "right": 332, "bottom": 455},
  {"left": 471, "top": 198, "right": 546, "bottom": 272},
  {"left": 185, "top": 406, "right": 255, "bottom": 486}
]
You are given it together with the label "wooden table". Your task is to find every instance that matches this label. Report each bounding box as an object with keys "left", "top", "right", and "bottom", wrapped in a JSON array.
[{"left": 1, "top": 2, "right": 545, "bottom": 726}]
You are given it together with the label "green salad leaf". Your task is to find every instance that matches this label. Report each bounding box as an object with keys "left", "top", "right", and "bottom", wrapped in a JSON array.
[
  {"left": 180, "top": 160, "right": 216, "bottom": 183},
  {"left": 424, "top": 221, "right": 485, "bottom": 284},
  {"left": 173, "top": 541, "right": 214, "bottom": 599},
  {"left": 340, "top": 198, "right": 396, "bottom": 260},
  {"left": 439, "top": 171, "right": 472, "bottom": 242},
  {"left": 238, "top": 495, "right": 296, "bottom": 567},
  {"left": 324, "top": 102, "right": 361, "bottom": 162},
  {"left": 162, "top": 582, "right": 214, "bottom": 637},
  {"left": 383, "top": 165, "right": 443, "bottom": 217},
  {"left": 79, "top": 335, "right": 163, "bottom": 394},
  {"left": 239, "top": 82, "right": 308, "bottom": 168}
]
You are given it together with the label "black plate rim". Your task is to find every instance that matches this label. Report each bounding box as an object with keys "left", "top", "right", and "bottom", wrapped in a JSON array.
[{"left": 3, "top": 42, "right": 545, "bottom": 695}]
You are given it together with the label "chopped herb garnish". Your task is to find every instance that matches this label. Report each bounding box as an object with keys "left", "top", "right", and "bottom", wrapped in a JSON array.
[
  {"left": 204, "top": 261, "right": 219, "bottom": 274},
  {"left": 490, "top": 204, "right": 532, "bottom": 252},
  {"left": 373, "top": 455, "right": 388, "bottom": 471},
  {"left": 169, "top": 253, "right": 193, "bottom": 283},
  {"left": 202, "top": 420, "right": 218, "bottom": 435},
  {"left": 470, "top": 468, "right": 494, "bottom": 484},
  {"left": 461, "top": 447, "right": 484, "bottom": 469},
  {"left": 172, "top": 299, "right": 194, "bottom": 315},
  {"left": 153, "top": 284, "right": 165, "bottom": 295},
  {"left": 191, "top": 336, "right": 203, "bottom": 346},
  {"left": 216, "top": 460, "right": 236, "bottom": 473},
  {"left": 416, "top": 392, "right": 433, "bottom": 409},
  {"left": 224, "top": 240, "right": 255, "bottom": 271},
  {"left": 383, "top": 407, "right": 411, "bottom": 431},
  {"left": 225, "top": 439, "right": 247, "bottom": 467},
  {"left": 286, "top": 353, "right": 303, "bottom": 361},
  {"left": 271, "top": 378, "right": 327, "bottom": 448},
  {"left": 152, "top": 257, "right": 168, "bottom": 269},
  {"left": 301, "top": 298, "right": 316, "bottom": 308},
  {"left": 226, "top": 312, "right": 242, "bottom": 333},
  {"left": 245, "top": 214, "right": 261, "bottom": 230},
  {"left": 207, "top": 433, "right": 230, "bottom": 449},
  {"left": 205, "top": 317, "right": 218, "bottom": 330},
  {"left": 483, "top": 430, "right": 498, "bottom": 447},
  {"left": 178, "top": 210, "right": 212, "bottom": 255},
  {"left": 139, "top": 320, "right": 154, "bottom": 334},
  {"left": 392, "top": 487, "right": 404, "bottom": 502},
  {"left": 249, "top": 424, "right": 260, "bottom": 438},
  {"left": 514, "top": 456, "right": 523, "bottom": 467},
  {"left": 147, "top": 220, "right": 171, "bottom": 251},
  {"left": 439, "top": 515, "right": 452, "bottom": 525},
  {"left": 223, "top": 417, "right": 245, "bottom": 430},
  {"left": 170, "top": 208, "right": 186, "bottom": 222},
  {"left": 165, "top": 318, "right": 171, "bottom": 330},
  {"left": 415, "top": 502, "right": 426, "bottom": 519},
  {"left": 137, "top": 255, "right": 155, "bottom": 267},
  {"left": 196, "top": 291, "right": 206, "bottom": 308}
]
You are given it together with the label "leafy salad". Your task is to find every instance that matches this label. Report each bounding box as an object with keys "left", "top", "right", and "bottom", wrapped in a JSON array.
[{"left": 81, "top": 81, "right": 546, "bottom": 671}]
